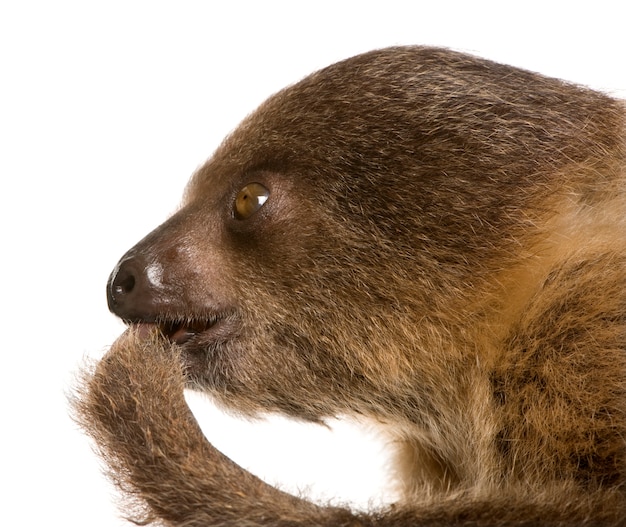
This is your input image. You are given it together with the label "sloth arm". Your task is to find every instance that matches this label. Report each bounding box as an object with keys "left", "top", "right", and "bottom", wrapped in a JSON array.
[{"left": 73, "top": 329, "right": 619, "bottom": 527}]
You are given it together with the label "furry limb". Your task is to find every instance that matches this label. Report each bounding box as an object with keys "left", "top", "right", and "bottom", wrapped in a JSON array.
[{"left": 72, "top": 329, "right": 625, "bottom": 526}]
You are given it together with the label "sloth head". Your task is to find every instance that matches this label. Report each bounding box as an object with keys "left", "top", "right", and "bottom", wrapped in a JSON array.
[{"left": 106, "top": 46, "right": 616, "bottom": 422}]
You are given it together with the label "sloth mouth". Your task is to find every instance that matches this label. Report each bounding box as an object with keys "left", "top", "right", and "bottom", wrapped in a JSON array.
[
  {"left": 132, "top": 314, "right": 228, "bottom": 346},
  {"left": 157, "top": 318, "right": 220, "bottom": 345}
]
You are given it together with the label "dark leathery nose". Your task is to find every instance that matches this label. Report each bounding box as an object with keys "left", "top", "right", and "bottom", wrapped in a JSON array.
[{"left": 107, "top": 255, "right": 160, "bottom": 322}]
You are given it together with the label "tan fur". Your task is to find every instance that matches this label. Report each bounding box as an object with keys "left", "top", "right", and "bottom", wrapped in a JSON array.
[{"left": 73, "top": 47, "right": 626, "bottom": 525}]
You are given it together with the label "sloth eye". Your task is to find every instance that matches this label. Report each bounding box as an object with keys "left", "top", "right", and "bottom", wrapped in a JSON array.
[{"left": 234, "top": 182, "right": 270, "bottom": 219}]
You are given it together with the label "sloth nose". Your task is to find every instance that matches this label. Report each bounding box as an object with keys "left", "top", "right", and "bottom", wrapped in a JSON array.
[{"left": 107, "top": 256, "right": 159, "bottom": 321}]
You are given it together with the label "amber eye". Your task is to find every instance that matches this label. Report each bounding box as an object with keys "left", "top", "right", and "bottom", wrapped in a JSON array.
[{"left": 234, "top": 182, "right": 270, "bottom": 219}]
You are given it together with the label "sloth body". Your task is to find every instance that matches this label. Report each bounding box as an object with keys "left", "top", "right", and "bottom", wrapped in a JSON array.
[{"left": 75, "top": 47, "right": 626, "bottom": 525}]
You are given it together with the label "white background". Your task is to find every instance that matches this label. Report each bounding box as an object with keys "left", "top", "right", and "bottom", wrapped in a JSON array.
[{"left": 1, "top": 1, "right": 624, "bottom": 525}]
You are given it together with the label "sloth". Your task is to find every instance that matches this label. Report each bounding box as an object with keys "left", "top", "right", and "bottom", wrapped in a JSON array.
[{"left": 74, "top": 46, "right": 626, "bottom": 526}]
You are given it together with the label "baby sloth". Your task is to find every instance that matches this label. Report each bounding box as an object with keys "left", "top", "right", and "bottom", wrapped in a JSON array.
[{"left": 75, "top": 47, "right": 626, "bottom": 526}]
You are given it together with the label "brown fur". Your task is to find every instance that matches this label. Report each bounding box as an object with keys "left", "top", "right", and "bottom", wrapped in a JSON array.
[{"left": 73, "top": 47, "right": 626, "bottom": 525}]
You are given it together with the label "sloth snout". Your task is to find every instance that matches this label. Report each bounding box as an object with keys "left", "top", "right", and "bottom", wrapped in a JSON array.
[{"left": 107, "top": 255, "right": 161, "bottom": 322}]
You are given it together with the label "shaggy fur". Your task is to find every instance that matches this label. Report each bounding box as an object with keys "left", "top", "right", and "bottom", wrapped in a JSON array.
[{"left": 74, "top": 47, "right": 626, "bottom": 525}]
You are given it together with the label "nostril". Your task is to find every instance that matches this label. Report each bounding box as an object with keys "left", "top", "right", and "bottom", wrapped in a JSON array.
[{"left": 114, "top": 272, "right": 136, "bottom": 296}]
